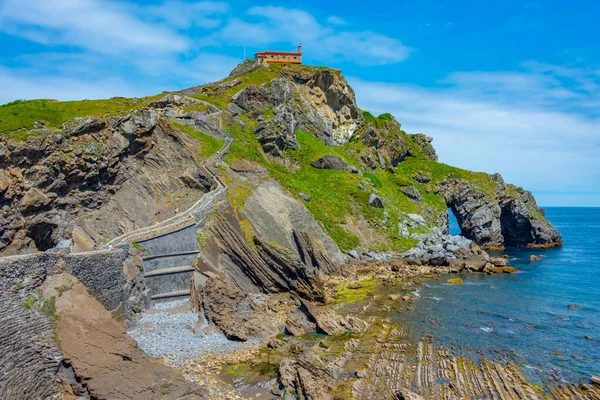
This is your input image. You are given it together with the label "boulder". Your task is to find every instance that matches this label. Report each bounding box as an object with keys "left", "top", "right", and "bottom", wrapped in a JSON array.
[
  {"left": 369, "top": 194, "right": 384, "bottom": 208},
  {"left": 0, "top": 169, "right": 11, "bottom": 192},
  {"left": 217, "top": 77, "right": 242, "bottom": 90},
  {"left": 20, "top": 188, "right": 50, "bottom": 212},
  {"left": 446, "top": 278, "right": 463, "bottom": 284},
  {"left": 489, "top": 257, "right": 508, "bottom": 266},
  {"left": 311, "top": 155, "right": 348, "bottom": 170},
  {"left": 398, "top": 222, "right": 409, "bottom": 237},
  {"left": 360, "top": 153, "right": 378, "bottom": 169},
  {"left": 299, "top": 192, "right": 312, "bottom": 202},
  {"left": 347, "top": 165, "right": 360, "bottom": 174},
  {"left": 413, "top": 172, "right": 432, "bottom": 183},
  {"left": 407, "top": 213, "right": 426, "bottom": 226},
  {"left": 403, "top": 232, "right": 473, "bottom": 266}
]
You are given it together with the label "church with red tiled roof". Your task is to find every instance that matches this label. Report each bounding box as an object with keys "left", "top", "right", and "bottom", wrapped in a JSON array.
[{"left": 254, "top": 44, "right": 302, "bottom": 64}]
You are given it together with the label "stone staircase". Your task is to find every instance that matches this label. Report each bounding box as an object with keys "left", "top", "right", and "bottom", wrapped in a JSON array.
[{"left": 137, "top": 223, "right": 199, "bottom": 302}]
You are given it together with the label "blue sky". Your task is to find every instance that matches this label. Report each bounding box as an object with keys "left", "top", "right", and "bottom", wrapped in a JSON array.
[{"left": 1, "top": 0, "right": 599, "bottom": 206}]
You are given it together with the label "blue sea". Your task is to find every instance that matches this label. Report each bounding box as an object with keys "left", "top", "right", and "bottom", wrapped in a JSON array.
[{"left": 395, "top": 207, "right": 600, "bottom": 383}]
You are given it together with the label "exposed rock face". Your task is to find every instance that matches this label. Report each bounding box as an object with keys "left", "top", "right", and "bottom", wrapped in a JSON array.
[
  {"left": 410, "top": 134, "right": 438, "bottom": 161},
  {"left": 208, "top": 219, "right": 326, "bottom": 302},
  {"left": 279, "top": 350, "right": 340, "bottom": 400},
  {"left": 300, "top": 299, "right": 370, "bottom": 335},
  {"left": 255, "top": 236, "right": 327, "bottom": 302},
  {"left": 293, "top": 230, "right": 341, "bottom": 276},
  {"left": 361, "top": 120, "right": 412, "bottom": 167},
  {"left": 0, "top": 111, "right": 211, "bottom": 255},
  {"left": 202, "top": 275, "right": 279, "bottom": 341},
  {"left": 230, "top": 66, "right": 362, "bottom": 155},
  {"left": 311, "top": 155, "right": 348, "bottom": 170},
  {"left": 243, "top": 180, "right": 343, "bottom": 263},
  {"left": 438, "top": 177, "right": 562, "bottom": 248}
]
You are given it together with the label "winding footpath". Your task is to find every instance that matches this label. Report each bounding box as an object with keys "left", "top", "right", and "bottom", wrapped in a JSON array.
[{"left": 105, "top": 134, "right": 232, "bottom": 248}]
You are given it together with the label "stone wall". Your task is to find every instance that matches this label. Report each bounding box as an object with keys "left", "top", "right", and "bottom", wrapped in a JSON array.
[{"left": 0, "top": 246, "right": 129, "bottom": 311}]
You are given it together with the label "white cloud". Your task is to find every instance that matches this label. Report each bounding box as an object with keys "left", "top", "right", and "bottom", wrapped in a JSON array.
[
  {"left": 144, "top": 1, "right": 229, "bottom": 29},
  {"left": 0, "top": 0, "right": 229, "bottom": 55},
  {"left": 349, "top": 63, "right": 600, "bottom": 205},
  {"left": 0, "top": 0, "right": 239, "bottom": 103},
  {"left": 207, "top": 6, "right": 412, "bottom": 65},
  {"left": 327, "top": 16, "right": 348, "bottom": 26},
  {"left": 0, "top": 66, "right": 146, "bottom": 103},
  {"left": 0, "top": 50, "right": 241, "bottom": 104}
]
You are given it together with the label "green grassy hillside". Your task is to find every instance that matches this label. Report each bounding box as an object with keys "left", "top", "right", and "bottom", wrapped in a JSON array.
[{"left": 0, "top": 62, "right": 528, "bottom": 253}]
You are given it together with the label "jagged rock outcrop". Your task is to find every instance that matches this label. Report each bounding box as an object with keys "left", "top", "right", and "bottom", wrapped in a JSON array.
[
  {"left": 255, "top": 236, "right": 327, "bottom": 302},
  {"left": 229, "top": 66, "right": 363, "bottom": 155},
  {"left": 410, "top": 134, "right": 438, "bottom": 161},
  {"left": 293, "top": 230, "right": 341, "bottom": 276},
  {"left": 400, "top": 185, "right": 421, "bottom": 201},
  {"left": 0, "top": 111, "right": 212, "bottom": 255},
  {"left": 361, "top": 120, "right": 412, "bottom": 168},
  {"left": 209, "top": 219, "right": 326, "bottom": 302},
  {"left": 403, "top": 232, "right": 474, "bottom": 266},
  {"left": 300, "top": 299, "right": 370, "bottom": 335},
  {"left": 438, "top": 177, "right": 562, "bottom": 249}
]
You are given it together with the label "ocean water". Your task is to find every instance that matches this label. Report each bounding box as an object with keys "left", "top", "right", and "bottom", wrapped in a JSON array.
[{"left": 395, "top": 207, "right": 600, "bottom": 383}]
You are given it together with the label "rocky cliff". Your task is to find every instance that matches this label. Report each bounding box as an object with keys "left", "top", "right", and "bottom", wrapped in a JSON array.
[
  {"left": 0, "top": 62, "right": 561, "bottom": 258},
  {"left": 0, "top": 106, "right": 216, "bottom": 255}
]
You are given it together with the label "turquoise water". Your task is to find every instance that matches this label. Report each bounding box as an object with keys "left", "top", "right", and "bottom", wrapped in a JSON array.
[{"left": 395, "top": 207, "right": 600, "bottom": 383}]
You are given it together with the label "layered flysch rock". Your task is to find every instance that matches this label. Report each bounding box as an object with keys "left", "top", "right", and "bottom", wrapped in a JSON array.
[{"left": 0, "top": 109, "right": 213, "bottom": 255}]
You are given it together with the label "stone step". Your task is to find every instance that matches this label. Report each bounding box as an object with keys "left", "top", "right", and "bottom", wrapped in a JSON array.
[
  {"left": 145, "top": 268, "right": 194, "bottom": 296},
  {"left": 142, "top": 251, "right": 201, "bottom": 272},
  {"left": 136, "top": 223, "right": 199, "bottom": 257},
  {"left": 144, "top": 265, "right": 195, "bottom": 278},
  {"left": 151, "top": 289, "right": 191, "bottom": 301}
]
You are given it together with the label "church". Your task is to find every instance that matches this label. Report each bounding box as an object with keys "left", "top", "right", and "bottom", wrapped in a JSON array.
[{"left": 254, "top": 44, "right": 302, "bottom": 64}]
